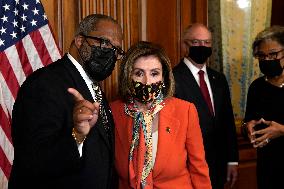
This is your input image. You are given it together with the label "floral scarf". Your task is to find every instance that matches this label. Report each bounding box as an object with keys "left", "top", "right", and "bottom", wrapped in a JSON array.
[{"left": 125, "top": 95, "right": 165, "bottom": 188}]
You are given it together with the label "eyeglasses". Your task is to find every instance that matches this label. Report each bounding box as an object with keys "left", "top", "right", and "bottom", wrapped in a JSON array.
[
  {"left": 82, "top": 35, "right": 125, "bottom": 59},
  {"left": 185, "top": 39, "right": 212, "bottom": 46},
  {"left": 254, "top": 49, "right": 284, "bottom": 60}
]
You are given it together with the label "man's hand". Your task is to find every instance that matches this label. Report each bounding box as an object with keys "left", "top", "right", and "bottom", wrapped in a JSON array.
[
  {"left": 68, "top": 88, "right": 100, "bottom": 141},
  {"left": 226, "top": 164, "right": 238, "bottom": 188}
]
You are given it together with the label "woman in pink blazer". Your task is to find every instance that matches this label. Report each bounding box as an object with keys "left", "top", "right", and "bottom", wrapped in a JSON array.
[{"left": 110, "top": 41, "right": 211, "bottom": 189}]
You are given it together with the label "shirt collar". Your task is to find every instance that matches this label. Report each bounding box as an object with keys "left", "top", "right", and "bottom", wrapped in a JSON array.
[
  {"left": 67, "top": 53, "right": 93, "bottom": 86},
  {"left": 183, "top": 57, "right": 207, "bottom": 76}
]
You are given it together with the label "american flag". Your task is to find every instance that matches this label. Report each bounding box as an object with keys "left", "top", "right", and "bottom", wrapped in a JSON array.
[{"left": 0, "top": 0, "right": 61, "bottom": 188}]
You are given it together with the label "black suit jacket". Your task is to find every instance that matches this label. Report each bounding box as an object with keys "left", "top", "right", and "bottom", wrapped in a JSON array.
[
  {"left": 173, "top": 60, "right": 238, "bottom": 188},
  {"left": 9, "top": 54, "right": 115, "bottom": 189}
]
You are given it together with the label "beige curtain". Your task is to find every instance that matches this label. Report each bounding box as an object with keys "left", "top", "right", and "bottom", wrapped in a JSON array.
[{"left": 208, "top": 0, "right": 272, "bottom": 126}]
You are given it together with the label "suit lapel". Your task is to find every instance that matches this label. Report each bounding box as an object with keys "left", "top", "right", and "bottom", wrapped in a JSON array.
[
  {"left": 63, "top": 55, "right": 111, "bottom": 149},
  {"left": 179, "top": 63, "right": 202, "bottom": 99},
  {"left": 95, "top": 98, "right": 112, "bottom": 150},
  {"left": 116, "top": 112, "right": 133, "bottom": 155},
  {"left": 207, "top": 68, "right": 219, "bottom": 118},
  {"left": 179, "top": 62, "right": 212, "bottom": 116},
  {"left": 153, "top": 100, "right": 180, "bottom": 178},
  {"left": 62, "top": 55, "right": 94, "bottom": 102}
]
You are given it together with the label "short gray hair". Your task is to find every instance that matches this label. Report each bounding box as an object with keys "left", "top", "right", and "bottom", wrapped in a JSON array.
[
  {"left": 253, "top": 25, "right": 284, "bottom": 55},
  {"left": 75, "top": 14, "right": 118, "bottom": 36}
]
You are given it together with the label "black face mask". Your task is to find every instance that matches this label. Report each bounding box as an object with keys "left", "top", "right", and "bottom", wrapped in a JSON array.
[
  {"left": 259, "top": 59, "right": 283, "bottom": 77},
  {"left": 188, "top": 46, "right": 212, "bottom": 64},
  {"left": 81, "top": 45, "right": 117, "bottom": 82}
]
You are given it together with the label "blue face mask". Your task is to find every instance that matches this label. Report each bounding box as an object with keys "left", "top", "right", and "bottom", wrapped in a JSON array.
[{"left": 259, "top": 59, "right": 284, "bottom": 77}]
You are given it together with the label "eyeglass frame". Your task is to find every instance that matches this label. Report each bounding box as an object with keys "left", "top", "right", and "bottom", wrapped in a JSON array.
[
  {"left": 254, "top": 49, "right": 284, "bottom": 60},
  {"left": 184, "top": 39, "right": 212, "bottom": 46},
  {"left": 81, "top": 34, "right": 125, "bottom": 59}
]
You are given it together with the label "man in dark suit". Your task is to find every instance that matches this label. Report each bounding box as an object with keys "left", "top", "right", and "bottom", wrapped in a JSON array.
[
  {"left": 173, "top": 23, "right": 239, "bottom": 189},
  {"left": 9, "top": 14, "right": 124, "bottom": 189}
]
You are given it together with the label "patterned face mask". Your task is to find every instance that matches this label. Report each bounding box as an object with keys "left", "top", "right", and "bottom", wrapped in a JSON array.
[
  {"left": 131, "top": 80, "right": 164, "bottom": 103},
  {"left": 83, "top": 45, "right": 117, "bottom": 82}
]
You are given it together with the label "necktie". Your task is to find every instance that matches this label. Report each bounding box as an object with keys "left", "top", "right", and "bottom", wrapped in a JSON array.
[
  {"left": 92, "top": 82, "right": 110, "bottom": 133},
  {"left": 198, "top": 70, "right": 214, "bottom": 115}
]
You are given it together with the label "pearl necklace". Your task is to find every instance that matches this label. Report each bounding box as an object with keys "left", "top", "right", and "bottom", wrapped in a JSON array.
[{"left": 265, "top": 77, "right": 284, "bottom": 88}]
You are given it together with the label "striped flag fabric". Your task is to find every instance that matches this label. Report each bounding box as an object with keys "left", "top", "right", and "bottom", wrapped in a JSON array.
[{"left": 0, "top": 0, "right": 61, "bottom": 188}]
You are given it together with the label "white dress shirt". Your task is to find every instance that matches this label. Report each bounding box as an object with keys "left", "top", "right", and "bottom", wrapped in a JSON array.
[
  {"left": 183, "top": 58, "right": 215, "bottom": 113},
  {"left": 67, "top": 53, "right": 96, "bottom": 157}
]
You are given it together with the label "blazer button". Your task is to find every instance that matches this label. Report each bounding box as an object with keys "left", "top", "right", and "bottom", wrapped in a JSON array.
[{"left": 166, "top": 127, "right": 171, "bottom": 133}]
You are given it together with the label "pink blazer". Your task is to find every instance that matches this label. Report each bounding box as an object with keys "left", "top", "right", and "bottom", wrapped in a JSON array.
[{"left": 110, "top": 97, "right": 211, "bottom": 189}]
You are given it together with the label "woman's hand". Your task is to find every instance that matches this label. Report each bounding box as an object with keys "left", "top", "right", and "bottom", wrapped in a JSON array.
[
  {"left": 252, "top": 119, "right": 284, "bottom": 148},
  {"left": 243, "top": 119, "right": 263, "bottom": 142}
]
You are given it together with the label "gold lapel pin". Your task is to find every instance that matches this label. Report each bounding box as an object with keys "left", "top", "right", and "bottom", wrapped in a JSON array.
[{"left": 166, "top": 127, "right": 171, "bottom": 133}]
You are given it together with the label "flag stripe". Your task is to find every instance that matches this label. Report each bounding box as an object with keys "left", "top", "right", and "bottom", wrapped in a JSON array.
[
  {"left": 0, "top": 167, "right": 8, "bottom": 189},
  {"left": 15, "top": 41, "right": 33, "bottom": 77},
  {"left": 22, "top": 35, "right": 45, "bottom": 71},
  {"left": 0, "top": 141, "right": 11, "bottom": 179},
  {"left": 39, "top": 24, "right": 62, "bottom": 62},
  {"left": 5, "top": 45, "right": 27, "bottom": 86},
  {"left": 0, "top": 52, "right": 20, "bottom": 99},
  {"left": 30, "top": 29, "right": 52, "bottom": 67},
  {"left": 0, "top": 105, "right": 12, "bottom": 143},
  {"left": 0, "top": 73, "right": 15, "bottom": 116},
  {"left": 0, "top": 122, "right": 14, "bottom": 164}
]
